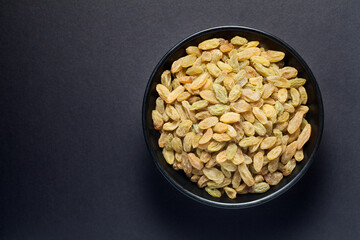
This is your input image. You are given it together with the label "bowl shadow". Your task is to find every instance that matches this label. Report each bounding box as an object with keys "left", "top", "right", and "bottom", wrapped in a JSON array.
[{"left": 140, "top": 136, "right": 329, "bottom": 239}]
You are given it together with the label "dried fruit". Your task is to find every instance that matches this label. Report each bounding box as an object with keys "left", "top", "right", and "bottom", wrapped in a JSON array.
[
  {"left": 183, "top": 132, "right": 194, "bottom": 152},
  {"left": 195, "top": 111, "right": 212, "bottom": 120},
  {"left": 180, "top": 54, "right": 197, "bottom": 68},
  {"left": 297, "top": 105, "right": 309, "bottom": 114},
  {"left": 207, "top": 141, "right": 226, "bottom": 152},
  {"left": 287, "top": 111, "right": 304, "bottom": 134},
  {"left": 199, "top": 128, "right": 213, "bottom": 145},
  {"left": 190, "top": 72, "right": 209, "bottom": 91},
  {"left": 237, "top": 47, "right": 261, "bottom": 61},
  {"left": 266, "top": 76, "right": 291, "bottom": 88},
  {"left": 213, "top": 133, "right": 231, "bottom": 142},
  {"left": 243, "top": 154, "right": 253, "bottom": 164},
  {"left": 186, "top": 66, "right": 203, "bottom": 76},
  {"left": 264, "top": 121, "right": 273, "bottom": 135},
  {"left": 217, "top": 61, "right": 233, "bottom": 72},
  {"left": 264, "top": 50, "right": 285, "bottom": 62},
  {"left": 230, "top": 100, "right": 251, "bottom": 113},
  {"left": 213, "top": 122, "right": 228, "bottom": 133},
  {"left": 152, "top": 110, "right": 164, "bottom": 130},
  {"left": 239, "top": 136, "right": 260, "bottom": 147},
  {"left": 267, "top": 146, "right": 282, "bottom": 160},
  {"left": 230, "top": 148, "right": 242, "bottom": 165},
  {"left": 215, "top": 150, "right": 227, "bottom": 163},
  {"left": 281, "top": 141, "right": 298, "bottom": 164},
  {"left": 299, "top": 86, "right": 308, "bottom": 104},
  {"left": 231, "top": 36, "right": 248, "bottom": 45},
  {"left": 203, "top": 167, "right": 225, "bottom": 184},
  {"left": 262, "top": 83, "right": 275, "bottom": 99},
  {"left": 206, "top": 63, "right": 221, "bottom": 77},
  {"left": 165, "top": 104, "right": 180, "bottom": 121},
  {"left": 212, "top": 83, "right": 228, "bottom": 104},
  {"left": 199, "top": 38, "right": 220, "bottom": 50},
  {"left": 228, "top": 85, "right": 242, "bottom": 102},
  {"left": 190, "top": 175, "right": 201, "bottom": 183},
  {"left": 244, "top": 66, "right": 259, "bottom": 78},
  {"left": 242, "top": 88, "right": 261, "bottom": 102},
  {"left": 188, "top": 153, "right": 204, "bottom": 170},
  {"left": 268, "top": 157, "right": 279, "bottom": 173},
  {"left": 156, "top": 84, "right": 170, "bottom": 101},
  {"left": 210, "top": 49, "right": 223, "bottom": 63},
  {"left": 224, "top": 187, "right": 237, "bottom": 199},
  {"left": 226, "top": 143, "right": 238, "bottom": 160},
  {"left": 233, "top": 69, "right": 248, "bottom": 86},
  {"left": 254, "top": 175, "right": 264, "bottom": 183},
  {"left": 166, "top": 86, "right": 185, "bottom": 104},
  {"left": 252, "top": 62, "right": 275, "bottom": 77},
  {"left": 200, "top": 151, "right": 211, "bottom": 163},
  {"left": 254, "top": 122, "right": 267, "bottom": 136},
  {"left": 275, "top": 101, "right": 284, "bottom": 115},
  {"left": 208, "top": 104, "right": 230, "bottom": 116},
  {"left": 171, "top": 137, "right": 182, "bottom": 153},
  {"left": 264, "top": 172, "right": 283, "bottom": 185},
  {"left": 181, "top": 101, "right": 197, "bottom": 122},
  {"left": 201, "top": 77, "right": 213, "bottom": 90},
  {"left": 220, "top": 112, "right": 241, "bottom": 123},
  {"left": 253, "top": 151, "right": 264, "bottom": 172},
  {"left": 252, "top": 107, "right": 268, "bottom": 124},
  {"left": 262, "top": 104, "right": 277, "bottom": 119},
  {"left": 186, "top": 46, "right": 201, "bottom": 57},
  {"left": 190, "top": 100, "right": 208, "bottom": 110},
  {"left": 242, "top": 121, "right": 255, "bottom": 136},
  {"left": 280, "top": 67, "right": 298, "bottom": 79},
  {"left": 198, "top": 117, "right": 219, "bottom": 130},
  {"left": 226, "top": 124, "right": 238, "bottom": 138},
  {"left": 251, "top": 56, "right": 270, "bottom": 67},
  {"left": 155, "top": 97, "right": 165, "bottom": 114},
  {"left": 197, "top": 175, "right": 209, "bottom": 188},
  {"left": 220, "top": 41, "right": 234, "bottom": 53},
  {"left": 278, "top": 112, "right": 290, "bottom": 123},
  {"left": 201, "top": 51, "right": 212, "bottom": 62},
  {"left": 158, "top": 132, "right": 172, "bottom": 148},
  {"left": 163, "top": 121, "right": 179, "bottom": 131},
  {"left": 161, "top": 70, "right": 172, "bottom": 91},
  {"left": 249, "top": 182, "right": 270, "bottom": 193},
  {"left": 283, "top": 103, "right": 295, "bottom": 113},
  {"left": 171, "top": 59, "right": 182, "bottom": 73},
  {"left": 163, "top": 148, "right": 174, "bottom": 165},
  {"left": 199, "top": 90, "right": 219, "bottom": 104},
  {"left": 246, "top": 41, "right": 259, "bottom": 48},
  {"left": 260, "top": 136, "right": 277, "bottom": 149},
  {"left": 177, "top": 91, "right": 191, "bottom": 102},
  {"left": 205, "top": 187, "right": 222, "bottom": 197},
  {"left": 278, "top": 88, "right": 288, "bottom": 103},
  {"left": 235, "top": 183, "right": 248, "bottom": 193},
  {"left": 294, "top": 149, "right": 304, "bottom": 162},
  {"left": 238, "top": 163, "right": 255, "bottom": 186},
  {"left": 290, "top": 88, "right": 300, "bottom": 107},
  {"left": 297, "top": 124, "right": 311, "bottom": 149},
  {"left": 248, "top": 136, "right": 263, "bottom": 153},
  {"left": 289, "top": 78, "right": 306, "bottom": 88},
  {"left": 281, "top": 159, "right": 296, "bottom": 176}
]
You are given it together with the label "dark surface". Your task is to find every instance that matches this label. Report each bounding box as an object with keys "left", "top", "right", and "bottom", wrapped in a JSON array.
[
  {"left": 0, "top": 0, "right": 359, "bottom": 239},
  {"left": 143, "top": 26, "right": 324, "bottom": 208}
]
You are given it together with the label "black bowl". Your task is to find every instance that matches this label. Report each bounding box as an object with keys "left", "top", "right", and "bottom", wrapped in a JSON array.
[{"left": 142, "top": 26, "right": 324, "bottom": 208}]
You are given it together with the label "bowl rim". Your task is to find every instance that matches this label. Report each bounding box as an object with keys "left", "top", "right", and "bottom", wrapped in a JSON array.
[{"left": 142, "top": 26, "right": 324, "bottom": 209}]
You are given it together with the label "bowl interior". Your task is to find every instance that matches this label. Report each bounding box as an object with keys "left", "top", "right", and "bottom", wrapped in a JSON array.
[{"left": 143, "top": 27, "right": 323, "bottom": 208}]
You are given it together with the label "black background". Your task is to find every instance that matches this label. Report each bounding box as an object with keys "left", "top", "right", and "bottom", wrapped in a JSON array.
[{"left": 1, "top": 1, "right": 360, "bottom": 239}]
